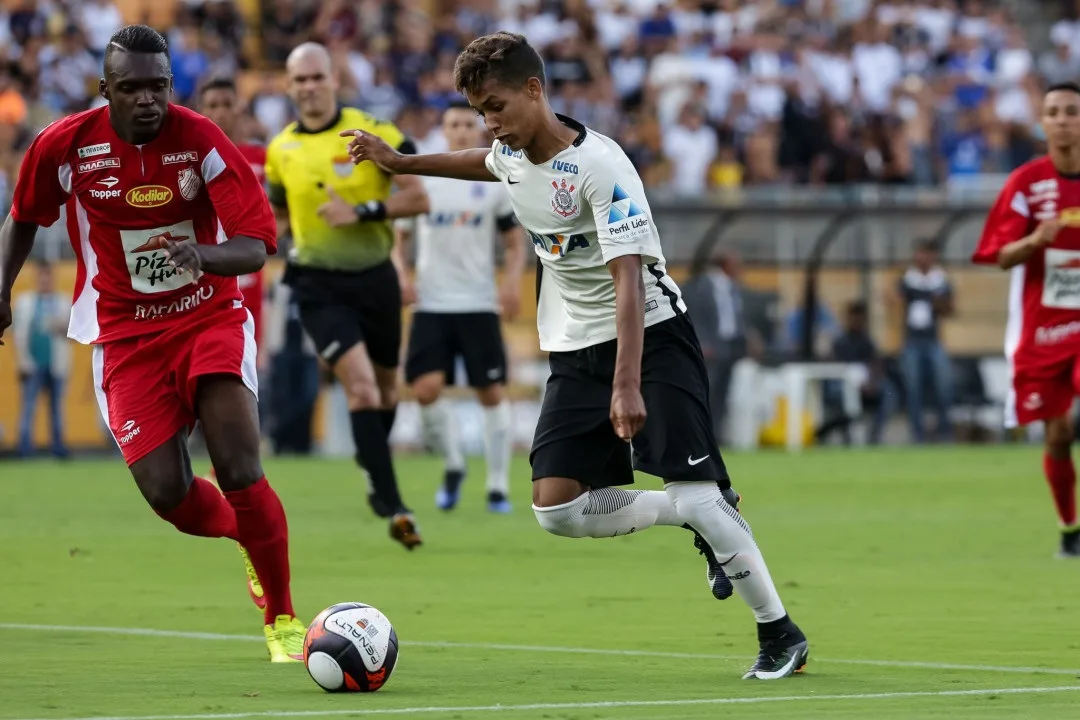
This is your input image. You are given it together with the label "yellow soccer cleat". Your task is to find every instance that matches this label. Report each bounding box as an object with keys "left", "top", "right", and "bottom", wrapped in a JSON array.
[
  {"left": 264, "top": 615, "right": 306, "bottom": 663},
  {"left": 238, "top": 544, "right": 267, "bottom": 611}
]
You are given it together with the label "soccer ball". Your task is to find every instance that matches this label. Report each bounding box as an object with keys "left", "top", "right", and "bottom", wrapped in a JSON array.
[{"left": 303, "top": 602, "right": 399, "bottom": 692}]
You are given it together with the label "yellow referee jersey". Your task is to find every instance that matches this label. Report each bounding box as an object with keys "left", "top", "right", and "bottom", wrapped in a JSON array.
[{"left": 266, "top": 107, "right": 409, "bottom": 272}]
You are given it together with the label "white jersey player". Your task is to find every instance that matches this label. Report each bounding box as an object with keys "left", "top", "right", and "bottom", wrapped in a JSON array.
[
  {"left": 394, "top": 101, "right": 526, "bottom": 513},
  {"left": 341, "top": 31, "right": 809, "bottom": 680}
]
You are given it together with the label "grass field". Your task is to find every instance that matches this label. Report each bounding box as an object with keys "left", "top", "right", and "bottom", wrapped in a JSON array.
[{"left": 2, "top": 447, "right": 1079, "bottom": 719}]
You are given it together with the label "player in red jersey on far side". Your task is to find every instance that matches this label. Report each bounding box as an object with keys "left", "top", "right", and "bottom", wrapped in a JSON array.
[
  {"left": 974, "top": 81, "right": 1080, "bottom": 558},
  {"left": 198, "top": 77, "right": 266, "bottom": 347},
  {"left": 0, "top": 25, "right": 307, "bottom": 659}
]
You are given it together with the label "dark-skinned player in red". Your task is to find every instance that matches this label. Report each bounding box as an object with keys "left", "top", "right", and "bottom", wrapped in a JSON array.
[
  {"left": 974, "top": 81, "right": 1080, "bottom": 558},
  {"left": 0, "top": 25, "right": 306, "bottom": 660}
]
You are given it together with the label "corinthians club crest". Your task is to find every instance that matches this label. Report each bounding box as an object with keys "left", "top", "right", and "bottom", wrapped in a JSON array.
[
  {"left": 177, "top": 167, "right": 201, "bottom": 201},
  {"left": 551, "top": 178, "right": 578, "bottom": 218}
]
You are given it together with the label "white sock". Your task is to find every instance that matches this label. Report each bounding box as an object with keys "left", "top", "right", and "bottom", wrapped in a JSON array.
[
  {"left": 533, "top": 488, "right": 682, "bottom": 538},
  {"left": 483, "top": 401, "right": 512, "bottom": 495},
  {"left": 420, "top": 399, "right": 465, "bottom": 472},
  {"left": 666, "top": 481, "right": 787, "bottom": 623}
]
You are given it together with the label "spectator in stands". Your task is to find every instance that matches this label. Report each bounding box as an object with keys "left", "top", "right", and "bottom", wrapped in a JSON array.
[
  {"left": 78, "top": 0, "right": 122, "bottom": 59},
  {"left": 40, "top": 26, "right": 97, "bottom": 114},
  {"left": 663, "top": 101, "right": 717, "bottom": 194},
  {"left": 684, "top": 249, "right": 759, "bottom": 443},
  {"left": 817, "top": 300, "right": 898, "bottom": 446},
  {"left": 13, "top": 261, "right": 71, "bottom": 459},
  {"left": 897, "top": 239, "right": 954, "bottom": 443}
]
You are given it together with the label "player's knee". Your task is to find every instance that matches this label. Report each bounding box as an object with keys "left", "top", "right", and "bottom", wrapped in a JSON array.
[
  {"left": 138, "top": 474, "right": 189, "bottom": 514},
  {"left": 1046, "top": 417, "right": 1073, "bottom": 458},
  {"left": 343, "top": 380, "right": 381, "bottom": 411},
  {"left": 380, "top": 386, "right": 399, "bottom": 410},
  {"left": 413, "top": 382, "right": 441, "bottom": 405},
  {"left": 477, "top": 384, "right": 504, "bottom": 407},
  {"left": 212, "top": 457, "right": 263, "bottom": 492},
  {"left": 532, "top": 500, "right": 588, "bottom": 538}
]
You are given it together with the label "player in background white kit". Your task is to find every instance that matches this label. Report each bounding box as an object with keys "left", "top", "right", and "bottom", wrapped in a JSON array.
[
  {"left": 394, "top": 101, "right": 526, "bottom": 513},
  {"left": 341, "top": 32, "right": 808, "bottom": 680}
]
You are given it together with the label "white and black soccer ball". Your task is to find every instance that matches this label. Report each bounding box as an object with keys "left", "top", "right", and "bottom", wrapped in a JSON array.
[{"left": 303, "top": 602, "right": 399, "bottom": 692}]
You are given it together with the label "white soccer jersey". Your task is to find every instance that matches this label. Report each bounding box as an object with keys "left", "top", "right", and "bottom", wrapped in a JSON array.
[
  {"left": 484, "top": 115, "right": 686, "bottom": 352},
  {"left": 403, "top": 176, "right": 517, "bottom": 313}
]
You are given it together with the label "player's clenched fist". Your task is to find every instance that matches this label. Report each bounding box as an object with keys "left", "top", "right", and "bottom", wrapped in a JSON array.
[
  {"left": 610, "top": 384, "right": 647, "bottom": 441},
  {"left": 339, "top": 129, "right": 403, "bottom": 174},
  {"left": 1032, "top": 218, "right": 1062, "bottom": 248},
  {"left": 162, "top": 239, "right": 204, "bottom": 282}
]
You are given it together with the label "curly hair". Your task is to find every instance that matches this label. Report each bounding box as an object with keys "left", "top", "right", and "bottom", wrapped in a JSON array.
[{"left": 453, "top": 32, "right": 546, "bottom": 97}]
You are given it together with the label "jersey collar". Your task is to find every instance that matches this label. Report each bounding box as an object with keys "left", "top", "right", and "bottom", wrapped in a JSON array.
[
  {"left": 555, "top": 114, "right": 587, "bottom": 147},
  {"left": 294, "top": 107, "right": 343, "bottom": 135}
]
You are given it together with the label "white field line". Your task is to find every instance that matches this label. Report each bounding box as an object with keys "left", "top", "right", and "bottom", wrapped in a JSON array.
[
  {"left": 2, "top": 623, "right": 1080, "bottom": 678},
  {"left": 8, "top": 686, "right": 1080, "bottom": 720}
]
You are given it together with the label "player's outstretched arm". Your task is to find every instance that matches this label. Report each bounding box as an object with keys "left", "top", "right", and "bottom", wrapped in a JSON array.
[
  {"left": 0, "top": 215, "right": 40, "bottom": 345},
  {"left": 340, "top": 130, "right": 496, "bottom": 182},
  {"left": 608, "top": 254, "right": 647, "bottom": 441}
]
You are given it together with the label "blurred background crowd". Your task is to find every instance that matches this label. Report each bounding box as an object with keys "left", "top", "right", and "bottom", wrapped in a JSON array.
[
  {"left": 0, "top": 0, "right": 1075, "bottom": 197},
  {"left": 3, "top": 0, "right": 1078, "bottom": 456}
]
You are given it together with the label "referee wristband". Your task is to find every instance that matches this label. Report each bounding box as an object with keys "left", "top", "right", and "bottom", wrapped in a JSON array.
[{"left": 355, "top": 201, "right": 387, "bottom": 222}]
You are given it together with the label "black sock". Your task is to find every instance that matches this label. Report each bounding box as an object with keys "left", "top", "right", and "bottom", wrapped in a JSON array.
[
  {"left": 757, "top": 614, "right": 792, "bottom": 641},
  {"left": 350, "top": 410, "right": 406, "bottom": 514},
  {"left": 380, "top": 406, "right": 398, "bottom": 440}
]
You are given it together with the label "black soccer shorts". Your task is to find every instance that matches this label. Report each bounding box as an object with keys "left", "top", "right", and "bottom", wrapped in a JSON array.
[
  {"left": 287, "top": 261, "right": 402, "bottom": 369},
  {"left": 530, "top": 314, "right": 730, "bottom": 487},
  {"left": 404, "top": 311, "right": 507, "bottom": 388}
]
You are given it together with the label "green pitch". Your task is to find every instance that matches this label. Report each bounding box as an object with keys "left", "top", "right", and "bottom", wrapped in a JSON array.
[{"left": 1, "top": 447, "right": 1078, "bottom": 720}]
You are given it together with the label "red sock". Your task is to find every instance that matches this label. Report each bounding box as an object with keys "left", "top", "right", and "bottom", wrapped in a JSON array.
[
  {"left": 1043, "top": 455, "right": 1077, "bottom": 528},
  {"left": 224, "top": 477, "right": 295, "bottom": 624},
  {"left": 158, "top": 476, "right": 240, "bottom": 541}
]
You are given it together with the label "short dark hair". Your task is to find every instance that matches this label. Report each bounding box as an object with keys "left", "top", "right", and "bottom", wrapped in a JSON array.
[
  {"left": 453, "top": 32, "right": 545, "bottom": 96},
  {"left": 199, "top": 77, "right": 237, "bottom": 100},
  {"left": 846, "top": 300, "right": 868, "bottom": 317},
  {"left": 916, "top": 238, "right": 940, "bottom": 253},
  {"left": 105, "top": 25, "right": 168, "bottom": 68},
  {"left": 1047, "top": 81, "right": 1080, "bottom": 96},
  {"left": 445, "top": 98, "right": 473, "bottom": 112}
]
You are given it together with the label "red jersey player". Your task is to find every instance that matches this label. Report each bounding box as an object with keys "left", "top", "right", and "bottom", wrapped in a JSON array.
[
  {"left": 974, "top": 81, "right": 1080, "bottom": 558},
  {"left": 0, "top": 25, "right": 307, "bottom": 659},
  {"left": 198, "top": 77, "right": 265, "bottom": 348}
]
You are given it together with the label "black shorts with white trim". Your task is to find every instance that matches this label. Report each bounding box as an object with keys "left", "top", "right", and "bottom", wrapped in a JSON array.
[{"left": 530, "top": 314, "right": 729, "bottom": 487}]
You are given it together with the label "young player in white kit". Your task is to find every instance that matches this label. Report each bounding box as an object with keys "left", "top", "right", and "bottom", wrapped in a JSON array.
[
  {"left": 395, "top": 100, "right": 526, "bottom": 513},
  {"left": 342, "top": 32, "right": 809, "bottom": 680}
]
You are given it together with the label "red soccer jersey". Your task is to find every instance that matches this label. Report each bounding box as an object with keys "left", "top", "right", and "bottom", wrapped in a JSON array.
[
  {"left": 974, "top": 156, "right": 1080, "bottom": 370},
  {"left": 11, "top": 104, "right": 277, "bottom": 345},
  {"left": 235, "top": 142, "right": 267, "bottom": 344}
]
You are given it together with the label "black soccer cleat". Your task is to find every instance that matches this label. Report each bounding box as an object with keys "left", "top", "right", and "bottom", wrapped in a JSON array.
[
  {"left": 743, "top": 619, "right": 809, "bottom": 680},
  {"left": 435, "top": 469, "right": 466, "bottom": 511},
  {"left": 1059, "top": 528, "right": 1080, "bottom": 558},
  {"left": 686, "top": 487, "right": 742, "bottom": 601}
]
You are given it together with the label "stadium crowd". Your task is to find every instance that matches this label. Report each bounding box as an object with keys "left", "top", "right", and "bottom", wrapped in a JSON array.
[{"left": 0, "top": 0, "right": 1068, "bottom": 199}]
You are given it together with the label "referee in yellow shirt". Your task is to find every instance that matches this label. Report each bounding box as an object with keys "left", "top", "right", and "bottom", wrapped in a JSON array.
[{"left": 266, "top": 43, "right": 429, "bottom": 549}]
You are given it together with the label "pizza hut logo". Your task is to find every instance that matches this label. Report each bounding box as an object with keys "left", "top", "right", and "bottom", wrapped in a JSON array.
[
  {"left": 178, "top": 167, "right": 202, "bottom": 201},
  {"left": 129, "top": 230, "right": 190, "bottom": 253},
  {"left": 162, "top": 151, "right": 198, "bottom": 165},
  {"left": 126, "top": 185, "right": 173, "bottom": 208},
  {"left": 1023, "top": 392, "right": 1043, "bottom": 411},
  {"left": 551, "top": 178, "right": 578, "bottom": 218}
]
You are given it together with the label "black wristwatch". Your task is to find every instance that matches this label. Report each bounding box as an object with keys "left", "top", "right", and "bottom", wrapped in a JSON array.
[{"left": 355, "top": 200, "right": 387, "bottom": 221}]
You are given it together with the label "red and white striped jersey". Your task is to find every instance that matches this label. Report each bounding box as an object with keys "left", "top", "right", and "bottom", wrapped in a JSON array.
[
  {"left": 11, "top": 104, "right": 276, "bottom": 345},
  {"left": 974, "top": 156, "right": 1080, "bottom": 370}
]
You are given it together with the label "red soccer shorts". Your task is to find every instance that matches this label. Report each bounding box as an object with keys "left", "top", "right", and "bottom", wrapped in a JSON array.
[
  {"left": 1008, "top": 356, "right": 1080, "bottom": 427},
  {"left": 92, "top": 306, "right": 258, "bottom": 465}
]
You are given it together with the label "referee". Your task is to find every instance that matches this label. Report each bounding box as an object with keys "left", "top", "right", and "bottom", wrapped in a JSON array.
[{"left": 265, "top": 43, "right": 429, "bottom": 549}]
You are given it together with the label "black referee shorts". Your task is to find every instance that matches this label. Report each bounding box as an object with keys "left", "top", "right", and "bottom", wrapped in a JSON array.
[
  {"left": 286, "top": 261, "right": 402, "bottom": 368},
  {"left": 530, "top": 314, "right": 729, "bottom": 488}
]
